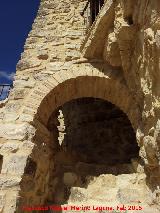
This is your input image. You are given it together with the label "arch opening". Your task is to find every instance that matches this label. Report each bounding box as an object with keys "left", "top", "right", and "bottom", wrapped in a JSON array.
[
  {"left": 46, "top": 97, "right": 140, "bottom": 205},
  {"left": 18, "top": 71, "right": 144, "bottom": 209}
]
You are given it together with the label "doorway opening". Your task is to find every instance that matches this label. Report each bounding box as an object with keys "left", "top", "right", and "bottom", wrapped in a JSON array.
[{"left": 47, "top": 97, "right": 140, "bottom": 205}]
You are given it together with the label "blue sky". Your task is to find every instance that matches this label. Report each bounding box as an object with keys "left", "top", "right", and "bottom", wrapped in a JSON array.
[{"left": 0, "top": 0, "right": 40, "bottom": 84}]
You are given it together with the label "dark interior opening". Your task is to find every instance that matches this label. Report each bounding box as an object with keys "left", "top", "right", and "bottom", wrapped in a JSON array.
[
  {"left": 47, "top": 97, "right": 140, "bottom": 205},
  {"left": 90, "top": 0, "right": 104, "bottom": 24},
  {"left": 125, "top": 15, "right": 134, "bottom": 25},
  {"left": 0, "top": 155, "right": 3, "bottom": 173}
]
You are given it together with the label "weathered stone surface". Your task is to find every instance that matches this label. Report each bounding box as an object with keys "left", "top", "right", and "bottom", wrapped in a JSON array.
[
  {"left": 0, "top": 175, "right": 21, "bottom": 189},
  {"left": 16, "top": 58, "right": 41, "bottom": 71},
  {"left": 2, "top": 113, "right": 19, "bottom": 122},
  {"left": 0, "top": 192, "right": 6, "bottom": 212},
  {"left": 13, "top": 79, "right": 35, "bottom": 88},
  {"left": 143, "top": 136, "right": 159, "bottom": 165},
  {"left": 3, "top": 191, "right": 19, "bottom": 213},
  {"left": 46, "top": 62, "right": 65, "bottom": 72},
  {"left": 117, "top": 188, "right": 142, "bottom": 204},
  {"left": 0, "top": 123, "right": 35, "bottom": 141},
  {"left": 10, "top": 88, "right": 28, "bottom": 100},
  {"left": 2, "top": 154, "right": 28, "bottom": 175},
  {"left": 103, "top": 31, "right": 121, "bottom": 66},
  {"left": 0, "top": 141, "right": 19, "bottom": 154}
]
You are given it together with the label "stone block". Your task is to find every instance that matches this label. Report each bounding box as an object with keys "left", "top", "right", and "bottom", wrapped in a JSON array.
[
  {"left": 65, "top": 50, "right": 81, "bottom": 61},
  {"left": 69, "top": 188, "right": 86, "bottom": 202},
  {"left": 37, "top": 49, "right": 49, "bottom": 60},
  {"left": 46, "top": 62, "right": 64, "bottom": 72},
  {"left": 0, "top": 123, "right": 33, "bottom": 141},
  {"left": 0, "top": 192, "right": 6, "bottom": 212},
  {"left": 50, "top": 52, "right": 60, "bottom": 62},
  {"left": 0, "top": 141, "right": 19, "bottom": 154},
  {"left": 3, "top": 191, "right": 19, "bottom": 213},
  {"left": 103, "top": 31, "right": 121, "bottom": 66},
  {"left": 3, "top": 113, "right": 19, "bottom": 122},
  {"left": 16, "top": 58, "right": 41, "bottom": 71},
  {"left": 10, "top": 88, "right": 27, "bottom": 100},
  {"left": 0, "top": 175, "right": 21, "bottom": 189},
  {"left": 1, "top": 154, "right": 28, "bottom": 175},
  {"left": 18, "top": 113, "right": 34, "bottom": 123},
  {"left": 13, "top": 79, "right": 35, "bottom": 88}
]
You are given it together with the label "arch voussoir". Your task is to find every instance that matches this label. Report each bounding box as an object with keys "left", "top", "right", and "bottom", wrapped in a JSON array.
[{"left": 46, "top": 76, "right": 59, "bottom": 87}]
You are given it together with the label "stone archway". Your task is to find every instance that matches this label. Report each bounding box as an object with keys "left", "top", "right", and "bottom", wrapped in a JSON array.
[
  {"left": 16, "top": 63, "right": 144, "bottom": 211},
  {"left": 22, "top": 63, "right": 140, "bottom": 129}
]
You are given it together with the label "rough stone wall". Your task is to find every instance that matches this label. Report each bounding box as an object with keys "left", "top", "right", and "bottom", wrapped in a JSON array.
[
  {"left": 82, "top": 0, "right": 160, "bottom": 190},
  {"left": 0, "top": 1, "right": 89, "bottom": 212},
  {"left": 103, "top": 0, "right": 160, "bottom": 188},
  {"left": 0, "top": 0, "right": 159, "bottom": 212},
  {"left": 0, "top": 0, "right": 88, "bottom": 123}
]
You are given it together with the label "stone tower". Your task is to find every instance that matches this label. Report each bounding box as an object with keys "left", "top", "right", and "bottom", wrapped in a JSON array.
[{"left": 0, "top": 0, "right": 160, "bottom": 212}]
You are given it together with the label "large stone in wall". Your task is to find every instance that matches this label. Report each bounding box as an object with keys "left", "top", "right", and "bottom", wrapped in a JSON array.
[
  {"left": 103, "top": 31, "right": 122, "bottom": 67},
  {"left": 1, "top": 154, "right": 28, "bottom": 175},
  {"left": 0, "top": 123, "right": 35, "bottom": 141},
  {"left": 0, "top": 175, "right": 21, "bottom": 189}
]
